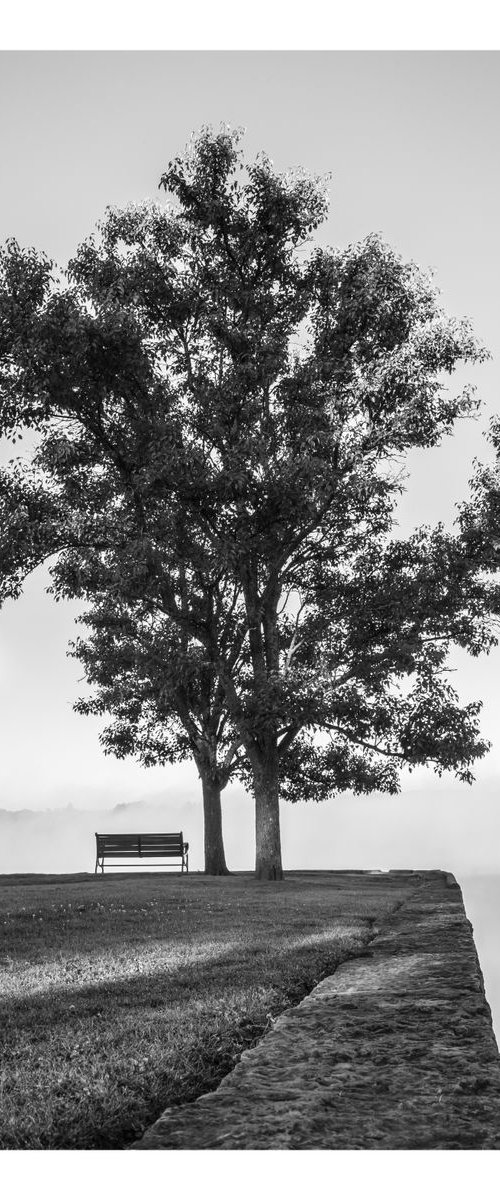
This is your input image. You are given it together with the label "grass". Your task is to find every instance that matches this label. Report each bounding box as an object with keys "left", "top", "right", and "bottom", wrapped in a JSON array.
[{"left": 0, "top": 869, "right": 408, "bottom": 1149}]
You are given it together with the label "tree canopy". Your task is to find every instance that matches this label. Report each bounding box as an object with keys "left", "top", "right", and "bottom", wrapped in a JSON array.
[{"left": 0, "top": 126, "right": 495, "bottom": 879}]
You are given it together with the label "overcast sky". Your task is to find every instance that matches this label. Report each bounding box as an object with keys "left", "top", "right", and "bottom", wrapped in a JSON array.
[{"left": 1, "top": 51, "right": 499, "bottom": 876}]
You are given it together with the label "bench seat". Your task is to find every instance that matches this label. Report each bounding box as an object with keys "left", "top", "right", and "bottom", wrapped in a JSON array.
[{"left": 95, "top": 833, "right": 189, "bottom": 874}]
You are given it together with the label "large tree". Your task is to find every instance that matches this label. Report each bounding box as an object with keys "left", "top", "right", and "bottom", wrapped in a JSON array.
[{"left": 0, "top": 127, "right": 495, "bottom": 878}]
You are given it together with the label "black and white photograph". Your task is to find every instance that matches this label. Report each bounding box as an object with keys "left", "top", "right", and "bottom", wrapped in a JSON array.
[{"left": 1, "top": 9, "right": 500, "bottom": 1179}]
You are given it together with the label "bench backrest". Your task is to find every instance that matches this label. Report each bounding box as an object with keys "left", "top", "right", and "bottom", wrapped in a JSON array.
[{"left": 95, "top": 833, "right": 185, "bottom": 857}]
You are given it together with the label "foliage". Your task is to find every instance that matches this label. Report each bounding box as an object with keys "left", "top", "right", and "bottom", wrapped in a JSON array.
[
  {"left": 459, "top": 416, "right": 500, "bottom": 576},
  {"left": 71, "top": 594, "right": 248, "bottom": 785}
]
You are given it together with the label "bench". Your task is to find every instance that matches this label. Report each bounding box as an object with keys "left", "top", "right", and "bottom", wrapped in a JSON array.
[{"left": 95, "top": 832, "right": 189, "bottom": 874}]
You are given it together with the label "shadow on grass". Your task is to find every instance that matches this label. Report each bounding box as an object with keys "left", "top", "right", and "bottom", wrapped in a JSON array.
[
  {"left": 0, "top": 872, "right": 418, "bottom": 1149},
  {"left": 0, "top": 922, "right": 374, "bottom": 1030},
  {"left": 0, "top": 924, "right": 376, "bottom": 1150}
]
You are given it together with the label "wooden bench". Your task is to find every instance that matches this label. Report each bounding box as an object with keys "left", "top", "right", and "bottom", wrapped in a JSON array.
[{"left": 95, "top": 832, "right": 189, "bottom": 874}]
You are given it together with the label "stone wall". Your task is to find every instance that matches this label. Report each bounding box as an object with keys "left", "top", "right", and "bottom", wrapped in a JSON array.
[{"left": 133, "top": 871, "right": 500, "bottom": 1150}]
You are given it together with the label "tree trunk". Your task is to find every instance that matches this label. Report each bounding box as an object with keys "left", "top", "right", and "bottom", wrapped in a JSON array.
[
  {"left": 201, "top": 772, "right": 230, "bottom": 875},
  {"left": 253, "top": 743, "right": 284, "bottom": 881}
]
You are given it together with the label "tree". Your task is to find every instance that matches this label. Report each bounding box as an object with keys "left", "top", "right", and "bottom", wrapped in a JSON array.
[
  {"left": 456, "top": 417, "right": 500, "bottom": 649},
  {"left": 458, "top": 416, "right": 500, "bottom": 566},
  {"left": 71, "top": 594, "right": 247, "bottom": 876},
  {"left": 0, "top": 127, "right": 494, "bottom": 879}
]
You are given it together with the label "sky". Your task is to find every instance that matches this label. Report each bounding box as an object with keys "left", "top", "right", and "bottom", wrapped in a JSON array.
[{"left": 1, "top": 50, "right": 500, "bottom": 878}]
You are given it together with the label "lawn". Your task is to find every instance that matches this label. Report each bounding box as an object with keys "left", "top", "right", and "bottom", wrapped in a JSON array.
[{"left": 0, "top": 870, "right": 409, "bottom": 1149}]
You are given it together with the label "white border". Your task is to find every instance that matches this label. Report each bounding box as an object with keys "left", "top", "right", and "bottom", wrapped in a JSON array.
[{"left": 0, "top": 2, "right": 499, "bottom": 51}]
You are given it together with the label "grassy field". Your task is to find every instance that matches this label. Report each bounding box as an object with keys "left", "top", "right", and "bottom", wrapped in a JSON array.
[{"left": 0, "top": 870, "right": 408, "bottom": 1150}]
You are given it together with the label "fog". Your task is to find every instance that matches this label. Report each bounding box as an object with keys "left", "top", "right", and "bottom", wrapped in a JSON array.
[
  {"left": 459, "top": 876, "right": 500, "bottom": 1045},
  {"left": 5, "top": 775, "right": 500, "bottom": 877}
]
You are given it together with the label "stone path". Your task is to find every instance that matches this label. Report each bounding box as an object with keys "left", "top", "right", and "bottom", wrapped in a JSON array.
[{"left": 132, "top": 871, "right": 500, "bottom": 1150}]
